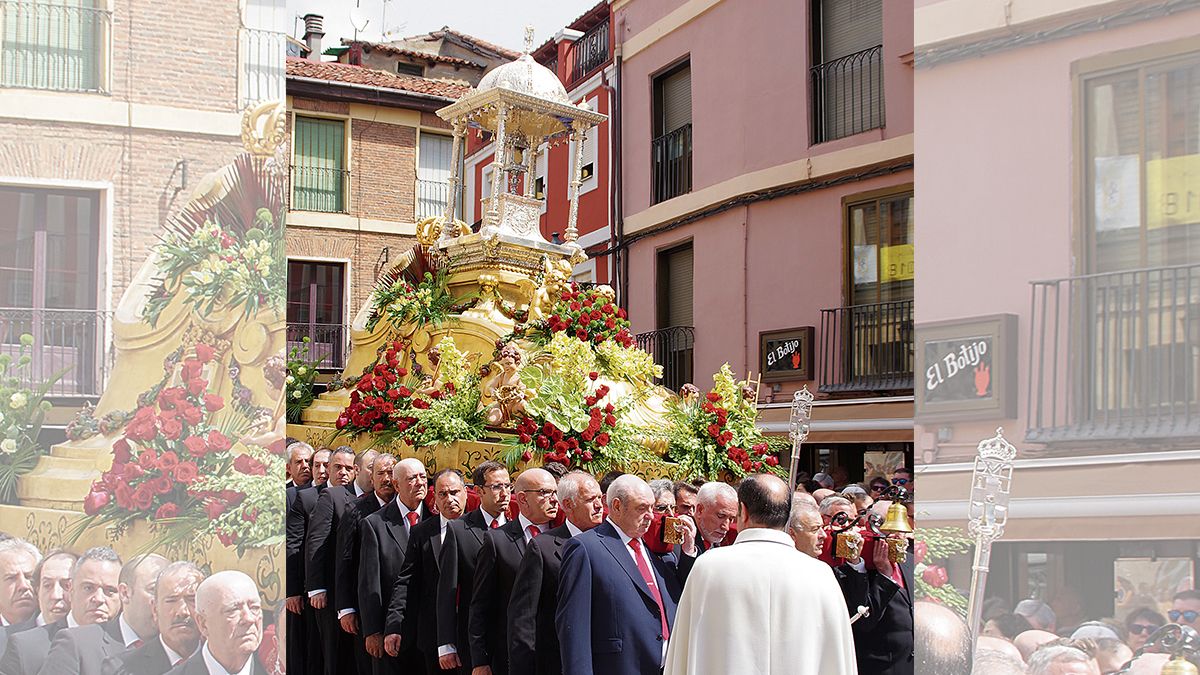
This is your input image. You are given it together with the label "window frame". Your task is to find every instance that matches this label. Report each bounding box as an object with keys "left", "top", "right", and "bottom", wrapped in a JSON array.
[
  {"left": 841, "top": 183, "right": 914, "bottom": 308},
  {"left": 290, "top": 112, "right": 351, "bottom": 214}
]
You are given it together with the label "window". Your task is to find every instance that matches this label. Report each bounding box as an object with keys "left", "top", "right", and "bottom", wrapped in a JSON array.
[
  {"left": 286, "top": 260, "right": 346, "bottom": 368},
  {"left": 417, "top": 133, "right": 461, "bottom": 220},
  {"left": 0, "top": 186, "right": 103, "bottom": 395},
  {"left": 291, "top": 116, "right": 347, "bottom": 213},
  {"left": 848, "top": 190, "right": 913, "bottom": 306},
  {"left": 1085, "top": 50, "right": 1200, "bottom": 273},
  {"left": 396, "top": 61, "right": 424, "bottom": 77},
  {"left": 653, "top": 242, "right": 695, "bottom": 391},
  {"left": 0, "top": 0, "right": 110, "bottom": 93},
  {"left": 811, "top": 0, "right": 884, "bottom": 143},
  {"left": 534, "top": 142, "right": 548, "bottom": 213},
  {"left": 652, "top": 61, "right": 692, "bottom": 204},
  {"left": 572, "top": 116, "right": 597, "bottom": 192}
]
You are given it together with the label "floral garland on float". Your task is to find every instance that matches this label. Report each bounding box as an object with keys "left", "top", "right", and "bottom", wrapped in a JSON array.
[
  {"left": 0, "top": 335, "right": 65, "bottom": 504},
  {"left": 912, "top": 526, "right": 972, "bottom": 615}
]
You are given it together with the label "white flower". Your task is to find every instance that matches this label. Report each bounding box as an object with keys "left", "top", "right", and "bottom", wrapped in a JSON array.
[
  {"left": 297, "top": 367, "right": 307, "bottom": 375},
  {"left": 8, "top": 393, "right": 26, "bottom": 409},
  {"left": 286, "top": 375, "right": 295, "bottom": 385},
  {"left": 0, "top": 439, "right": 16, "bottom": 454},
  {"left": 291, "top": 390, "right": 302, "bottom": 399}
]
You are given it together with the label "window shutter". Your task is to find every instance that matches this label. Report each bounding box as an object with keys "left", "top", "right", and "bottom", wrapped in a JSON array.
[
  {"left": 819, "top": 0, "right": 882, "bottom": 62},
  {"left": 664, "top": 245, "right": 694, "bottom": 328},
  {"left": 294, "top": 116, "right": 344, "bottom": 170},
  {"left": 661, "top": 66, "right": 692, "bottom": 134}
]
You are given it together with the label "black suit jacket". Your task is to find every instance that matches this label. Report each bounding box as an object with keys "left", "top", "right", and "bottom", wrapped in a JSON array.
[
  {"left": 335, "top": 491, "right": 385, "bottom": 615},
  {"left": 0, "top": 618, "right": 36, "bottom": 662},
  {"left": 164, "top": 651, "right": 267, "bottom": 675},
  {"left": 435, "top": 509, "right": 494, "bottom": 670},
  {"left": 835, "top": 559, "right": 915, "bottom": 675},
  {"left": 508, "top": 523, "right": 573, "bottom": 675},
  {"left": 100, "top": 636, "right": 176, "bottom": 675},
  {"left": 358, "top": 500, "right": 431, "bottom": 639},
  {"left": 37, "top": 617, "right": 126, "bottom": 675},
  {"left": 0, "top": 618, "right": 65, "bottom": 675},
  {"left": 305, "top": 484, "right": 355, "bottom": 603},
  {"left": 469, "top": 517, "right": 542, "bottom": 675},
  {"left": 286, "top": 483, "right": 321, "bottom": 598},
  {"left": 386, "top": 513, "right": 444, "bottom": 654}
]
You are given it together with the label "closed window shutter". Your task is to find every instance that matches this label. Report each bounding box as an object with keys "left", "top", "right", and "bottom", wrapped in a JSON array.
[
  {"left": 661, "top": 66, "right": 692, "bottom": 134},
  {"left": 295, "top": 116, "right": 344, "bottom": 170},
  {"left": 664, "top": 245, "right": 693, "bottom": 328},
  {"left": 820, "top": 0, "right": 882, "bottom": 61}
]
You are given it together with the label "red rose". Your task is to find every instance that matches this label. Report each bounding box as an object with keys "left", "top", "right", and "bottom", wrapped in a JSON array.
[
  {"left": 83, "top": 490, "right": 109, "bottom": 515},
  {"left": 206, "top": 430, "right": 231, "bottom": 452},
  {"left": 741, "top": 460, "right": 753, "bottom": 472},
  {"left": 233, "top": 454, "right": 266, "bottom": 476},
  {"left": 160, "top": 417, "right": 183, "bottom": 441},
  {"left": 124, "top": 463, "right": 145, "bottom": 480},
  {"left": 412, "top": 399, "right": 430, "bottom": 410},
  {"left": 536, "top": 436, "right": 550, "bottom": 449},
  {"left": 179, "top": 405, "right": 202, "bottom": 426},
  {"left": 589, "top": 372, "right": 599, "bottom": 381},
  {"left": 187, "top": 377, "right": 208, "bottom": 397},
  {"left": 205, "top": 499, "right": 226, "bottom": 520},
  {"left": 595, "top": 433, "right": 610, "bottom": 447},
  {"left": 137, "top": 449, "right": 159, "bottom": 471},
  {"left": 203, "top": 394, "right": 224, "bottom": 412},
  {"left": 217, "top": 530, "right": 236, "bottom": 547},
  {"left": 155, "top": 502, "right": 179, "bottom": 519},
  {"left": 194, "top": 343, "right": 216, "bottom": 363},
  {"left": 582, "top": 451, "right": 593, "bottom": 462},
  {"left": 131, "top": 484, "right": 154, "bottom": 512},
  {"left": 152, "top": 475, "right": 173, "bottom": 495},
  {"left": 922, "top": 565, "right": 948, "bottom": 588},
  {"left": 706, "top": 392, "right": 721, "bottom": 403},
  {"left": 605, "top": 318, "right": 616, "bottom": 329},
  {"left": 617, "top": 308, "right": 628, "bottom": 319},
  {"left": 605, "top": 415, "right": 616, "bottom": 427},
  {"left": 125, "top": 418, "right": 156, "bottom": 442},
  {"left": 429, "top": 390, "right": 442, "bottom": 400},
  {"left": 183, "top": 436, "right": 207, "bottom": 458},
  {"left": 181, "top": 360, "right": 202, "bottom": 382},
  {"left": 398, "top": 386, "right": 412, "bottom": 398},
  {"left": 914, "top": 541, "right": 928, "bottom": 565},
  {"left": 114, "top": 484, "right": 133, "bottom": 510},
  {"left": 392, "top": 341, "right": 404, "bottom": 351},
  {"left": 576, "top": 329, "right": 588, "bottom": 340},
  {"left": 113, "top": 438, "right": 132, "bottom": 464},
  {"left": 581, "top": 430, "right": 594, "bottom": 442},
  {"left": 765, "top": 456, "right": 779, "bottom": 467},
  {"left": 158, "top": 451, "right": 179, "bottom": 470},
  {"left": 521, "top": 451, "right": 533, "bottom": 462},
  {"left": 173, "top": 462, "right": 199, "bottom": 485},
  {"left": 719, "top": 431, "right": 733, "bottom": 447},
  {"left": 707, "top": 424, "right": 721, "bottom": 438},
  {"left": 518, "top": 433, "right": 532, "bottom": 444}
]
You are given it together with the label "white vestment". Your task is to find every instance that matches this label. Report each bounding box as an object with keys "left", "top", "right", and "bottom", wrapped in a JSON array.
[{"left": 664, "top": 527, "right": 858, "bottom": 675}]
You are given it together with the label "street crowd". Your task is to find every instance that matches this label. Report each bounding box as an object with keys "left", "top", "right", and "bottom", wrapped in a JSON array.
[
  {"left": 285, "top": 441, "right": 918, "bottom": 675},
  {"left": 0, "top": 539, "right": 276, "bottom": 675}
]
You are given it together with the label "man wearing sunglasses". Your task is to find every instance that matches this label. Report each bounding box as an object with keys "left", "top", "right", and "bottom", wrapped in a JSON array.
[
  {"left": 891, "top": 468, "right": 913, "bottom": 495},
  {"left": 1170, "top": 590, "right": 1200, "bottom": 632}
]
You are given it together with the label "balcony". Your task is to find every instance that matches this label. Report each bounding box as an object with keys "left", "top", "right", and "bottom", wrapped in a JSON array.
[
  {"left": 810, "top": 45, "right": 884, "bottom": 144},
  {"left": 0, "top": 308, "right": 111, "bottom": 398},
  {"left": 1027, "top": 263, "right": 1200, "bottom": 444},
  {"left": 818, "top": 299, "right": 913, "bottom": 393},
  {"left": 652, "top": 124, "right": 692, "bottom": 205},
  {"left": 0, "top": 0, "right": 111, "bottom": 93},
  {"left": 636, "top": 326, "right": 694, "bottom": 393},
  {"left": 240, "top": 27, "right": 286, "bottom": 108},
  {"left": 286, "top": 322, "right": 349, "bottom": 371},
  {"left": 416, "top": 178, "right": 457, "bottom": 220},
  {"left": 290, "top": 165, "right": 349, "bottom": 214},
  {"left": 567, "top": 17, "right": 609, "bottom": 87}
]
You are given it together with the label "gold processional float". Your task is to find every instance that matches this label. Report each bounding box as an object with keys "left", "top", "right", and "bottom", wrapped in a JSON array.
[{"left": 288, "top": 35, "right": 792, "bottom": 484}]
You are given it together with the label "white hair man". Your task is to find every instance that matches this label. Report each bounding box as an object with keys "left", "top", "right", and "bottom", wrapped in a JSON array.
[
  {"left": 692, "top": 482, "right": 737, "bottom": 552},
  {"left": 786, "top": 500, "right": 827, "bottom": 559},
  {"left": 1026, "top": 644, "right": 1096, "bottom": 675},
  {"left": 286, "top": 442, "right": 314, "bottom": 488},
  {"left": 0, "top": 538, "right": 40, "bottom": 630},
  {"left": 170, "top": 570, "right": 265, "bottom": 674}
]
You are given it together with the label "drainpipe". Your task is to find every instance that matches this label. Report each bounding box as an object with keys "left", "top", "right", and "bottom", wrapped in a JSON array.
[{"left": 612, "top": 16, "right": 627, "bottom": 310}]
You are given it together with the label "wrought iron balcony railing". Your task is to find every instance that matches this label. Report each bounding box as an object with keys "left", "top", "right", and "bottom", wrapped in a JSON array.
[
  {"left": 568, "top": 17, "right": 609, "bottom": 86},
  {"left": 0, "top": 307, "right": 111, "bottom": 398},
  {"left": 0, "top": 0, "right": 110, "bottom": 93},
  {"left": 1027, "top": 263, "right": 1200, "bottom": 444},
  {"left": 416, "top": 178, "right": 457, "bottom": 220},
  {"left": 636, "top": 325, "right": 694, "bottom": 393},
  {"left": 652, "top": 124, "right": 692, "bottom": 205},
  {"left": 240, "top": 27, "right": 285, "bottom": 108},
  {"left": 810, "top": 45, "right": 885, "bottom": 144},
  {"left": 286, "top": 322, "right": 349, "bottom": 371},
  {"left": 290, "top": 165, "right": 349, "bottom": 214},
  {"left": 819, "top": 299, "right": 913, "bottom": 393}
]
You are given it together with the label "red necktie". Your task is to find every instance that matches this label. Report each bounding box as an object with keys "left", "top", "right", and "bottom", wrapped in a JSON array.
[
  {"left": 130, "top": 640, "right": 143, "bottom": 649},
  {"left": 527, "top": 525, "right": 541, "bottom": 538},
  {"left": 892, "top": 563, "right": 906, "bottom": 589},
  {"left": 628, "top": 539, "right": 670, "bottom": 642},
  {"left": 490, "top": 518, "right": 500, "bottom": 529},
  {"left": 406, "top": 511, "right": 419, "bottom": 527}
]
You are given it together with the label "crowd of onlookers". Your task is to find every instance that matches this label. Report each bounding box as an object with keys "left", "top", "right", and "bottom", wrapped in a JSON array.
[{"left": 0, "top": 533, "right": 278, "bottom": 674}]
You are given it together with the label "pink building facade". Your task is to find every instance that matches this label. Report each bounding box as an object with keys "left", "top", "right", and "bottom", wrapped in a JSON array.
[
  {"left": 613, "top": 0, "right": 915, "bottom": 482},
  {"left": 915, "top": 0, "right": 1200, "bottom": 626}
]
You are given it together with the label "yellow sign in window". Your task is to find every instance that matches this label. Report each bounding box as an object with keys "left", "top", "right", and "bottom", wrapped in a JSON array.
[
  {"left": 880, "top": 244, "right": 914, "bottom": 282},
  {"left": 1147, "top": 154, "right": 1200, "bottom": 230}
]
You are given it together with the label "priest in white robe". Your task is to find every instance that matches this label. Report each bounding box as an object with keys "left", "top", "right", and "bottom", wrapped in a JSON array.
[{"left": 664, "top": 473, "right": 858, "bottom": 675}]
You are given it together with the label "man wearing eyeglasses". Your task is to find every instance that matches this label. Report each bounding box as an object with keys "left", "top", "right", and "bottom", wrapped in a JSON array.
[
  {"left": 891, "top": 468, "right": 913, "bottom": 495},
  {"left": 437, "top": 461, "right": 511, "bottom": 673},
  {"left": 1171, "top": 590, "right": 1200, "bottom": 633},
  {"left": 468, "top": 468, "right": 558, "bottom": 675}
]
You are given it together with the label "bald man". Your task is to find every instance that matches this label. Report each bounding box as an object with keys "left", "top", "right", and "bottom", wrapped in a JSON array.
[
  {"left": 169, "top": 571, "right": 265, "bottom": 675},
  {"left": 358, "top": 458, "right": 434, "bottom": 675},
  {"left": 914, "top": 601, "right": 972, "bottom": 675},
  {"left": 1014, "top": 630, "right": 1060, "bottom": 663},
  {"left": 468, "top": 468, "right": 559, "bottom": 675}
]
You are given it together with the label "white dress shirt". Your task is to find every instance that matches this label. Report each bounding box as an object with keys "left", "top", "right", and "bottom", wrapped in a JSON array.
[
  {"left": 118, "top": 615, "right": 141, "bottom": 647},
  {"left": 399, "top": 500, "right": 423, "bottom": 533},
  {"left": 66, "top": 612, "right": 80, "bottom": 628},
  {"left": 201, "top": 642, "right": 253, "bottom": 675},
  {"left": 481, "top": 508, "right": 506, "bottom": 529},
  {"left": 439, "top": 515, "right": 453, "bottom": 544},
  {"left": 518, "top": 514, "right": 548, "bottom": 543},
  {"left": 34, "top": 613, "right": 46, "bottom": 627},
  {"left": 565, "top": 520, "right": 584, "bottom": 538},
  {"left": 160, "top": 636, "right": 186, "bottom": 667}
]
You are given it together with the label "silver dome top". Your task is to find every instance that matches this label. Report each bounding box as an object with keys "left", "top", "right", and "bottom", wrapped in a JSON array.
[{"left": 475, "top": 53, "right": 570, "bottom": 105}]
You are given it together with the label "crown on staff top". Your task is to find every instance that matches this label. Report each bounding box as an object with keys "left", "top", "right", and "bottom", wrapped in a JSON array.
[{"left": 977, "top": 427, "right": 1017, "bottom": 462}]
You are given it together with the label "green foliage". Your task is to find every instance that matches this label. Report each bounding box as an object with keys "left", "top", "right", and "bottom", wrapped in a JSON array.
[
  {"left": 0, "top": 337, "right": 67, "bottom": 504},
  {"left": 367, "top": 269, "right": 462, "bottom": 332},
  {"left": 286, "top": 337, "right": 321, "bottom": 424}
]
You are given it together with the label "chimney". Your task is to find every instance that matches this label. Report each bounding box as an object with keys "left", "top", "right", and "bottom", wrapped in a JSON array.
[{"left": 302, "top": 14, "right": 324, "bottom": 60}]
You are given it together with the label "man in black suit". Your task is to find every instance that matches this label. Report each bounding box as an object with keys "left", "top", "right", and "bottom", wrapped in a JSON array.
[
  {"left": 835, "top": 527, "right": 915, "bottom": 675},
  {"left": 102, "top": 561, "right": 206, "bottom": 675},
  {"left": 468, "top": 467, "right": 558, "bottom": 675},
  {"left": 436, "top": 461, "right": 511, "bottom": 673},
  {"left": 359, "top": 457, "right": 433, "bottom": 675},
  {"left": 508, "top": 471, "right": 604, "bottom": 675},
  {"left": 286, "top": 441, "right": 314, "bottom": 490},
  {"left": 305, "top": 447, "right": 357, "bottom": 675},
  {"left": 32, "top": 550, "right": 76, "bottom": 628},
  {"left": 349, "top": 448, "right": 378, "bottom": 498},
  {"left": 337, "top": 453, "right": 395, "bottom": 675},
  {"left": 0, "top": 539, "right": 39, "bottom": 630},
  {"left": 311, "top": 448, "right": 331, "bottom": 487},
  {"left": 385, "top": 468, "right": 468, "bottom": 674},
  {"left": 1, "top": 546, "right": 123, "bottom": 675},
  {"left": 41, "top": 553, "right": 168, "bottom": 674},
  {"left": 286, "top": 462, "right": 323, "bottom": 675},
  {"left": 166, "top": 571, "right": 266, "bottom": 675}
]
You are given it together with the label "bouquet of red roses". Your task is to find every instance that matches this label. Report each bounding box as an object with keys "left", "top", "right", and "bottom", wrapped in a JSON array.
[
  {"left": 335, "top": 340, "right": 419, "bottom": 436},
  {"left": 530, "top": 285, "right": 634, "bottom": 348}
]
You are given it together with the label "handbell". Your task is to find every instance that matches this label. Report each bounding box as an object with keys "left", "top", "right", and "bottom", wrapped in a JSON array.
[
  {"left": 880, "top": 502, "right": 913, "bottom": 535},
  {"left": 1162, "top": 655, "right": 1199, "bottom": 675}
]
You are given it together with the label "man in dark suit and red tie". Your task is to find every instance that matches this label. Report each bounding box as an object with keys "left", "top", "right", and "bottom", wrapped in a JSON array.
[
  {"left": 507, "top": 471, "right": 605, "bottom": 675},
  {"left": 336, "top": 453, "right": 395, "bottom": 675},
  {"left": 305, "top": 447, "right": 358, "bottom": 675},
  {"left": 555, "top": 474, "right": 696, "bottom": 675},
  {"left": 101, "top": 561, "right": 206, "bottom": 675},
  {"left": 467, "top": 468, "right": 558, "bottom": 675},
  {"left": 436, "top": 461, "right": 511, "bottom": 673}
]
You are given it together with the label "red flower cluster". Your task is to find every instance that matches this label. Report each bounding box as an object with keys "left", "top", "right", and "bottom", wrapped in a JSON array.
[
  {"left": 512, "top": 385, "right": 617, "bottom": 468},
  {"left": 544, "top": 285, "right": 634, "bottom": 347},
  {"left": 336, "top": 341, "right": 418, "bottom": 434},
  {"left": 696, "top": 392, "right": 781, "bottom": 475}
]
